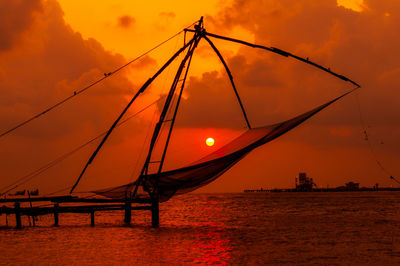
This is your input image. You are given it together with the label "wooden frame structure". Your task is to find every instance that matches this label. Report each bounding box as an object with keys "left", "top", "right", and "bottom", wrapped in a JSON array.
[
  {"left": 0, "top": 196, "right": 156, "bottom": 228},
  {"left": 1, "top": 17, "right": 359, "bottom": 229}
]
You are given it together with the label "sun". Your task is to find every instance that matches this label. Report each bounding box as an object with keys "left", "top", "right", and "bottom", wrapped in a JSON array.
[{"left": 206, "top": 137, "right": 215, "bottom": 146}]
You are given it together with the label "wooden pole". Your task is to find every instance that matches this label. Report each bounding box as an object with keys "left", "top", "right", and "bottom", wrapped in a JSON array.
[
  {"left": 71, "top": 37, "right": 197, "bottom": 194},
  {"left": 151, "top": 196, "right": 159, "bottom": 228},
  {"left": 90, "top": 210, "right": 95, "bottom": 227},
  {"left": 28, "top": 213, "right": 32, "bottom": 226},
  {"left": 133, "top": 35, "right": 200, "bottom": 198},
  {"left": 202, "top": 35, "right": 251, "bottom": 129},
  {"left": 54, "top": 203, "right": 59, "bottom": 227},
  {"left": 14, "top": 202, "right": 22, "bottom": 229},
  {"left": 28, "top": 191, "right": 36, "bottom": 227},
  {"left": 0, "top": 198, "right": 154, "bottom": 229},
  {"left": 124, "top": 200, "right": 131, "bottom": 225}
]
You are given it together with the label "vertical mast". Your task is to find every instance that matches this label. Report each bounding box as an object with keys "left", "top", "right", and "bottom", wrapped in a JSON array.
[
  {"left": 157, "top": 19, "right": 204, "bottom": 173},
  {"left": 157, "top": 37, "right": 197, "bottom": 173},
  {"left": 69, "top": 32, "right": 197, "bottom": 194},
  {"left": 133, "top": 19, "right": 203, "bottom": 197}
]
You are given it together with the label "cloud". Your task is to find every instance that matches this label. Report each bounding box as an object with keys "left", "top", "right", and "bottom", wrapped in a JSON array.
[
  {"left": 0, "top": 1, "right": 147, "bottom": 138},
  {"left": 117, "top": 15, "right": 135, "bottom": 29},
  {"left": 1, "top": 0, "right": 399, "bottom": 193},
  {"left": 0, "top": 0, "right": 42, "bottom": 51},
  {"left": 159, "top": 12, "right": 176, "bottom": 20},
  {"left": 194, "top": 0, "right": 400, "bottom": 131},
  {"left": 337, "top": 0, "right": 365, "bottom": 12},
  {"left": 180, "top": 0, "right": 400, "bottom": 188},
  {"left": 0, "top": 0, "right": 154, "bottom": 191},
  {"left": 154, "top": 12, "right": 176, "bottom": 31},
  {"left": 130, "top": 55, "right": 157, "bottom": 69}
]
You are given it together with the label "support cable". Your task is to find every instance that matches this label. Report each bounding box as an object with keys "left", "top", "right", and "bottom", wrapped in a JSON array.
[
  {"left": 70, "top": 37, "right": 197, "bottom": 193},
  {"left": 128, "top": 35, "right": 184, "bottom": 183},
  {"left": 0, "top": 97, "right": 164, "bottom": 196},
  {"left": 132, "top": 34, "right": 201, "bottom": 197},
  {"left": 184, "top": 29, "right": 360, "bottom": 88},
  {"left": 0, "top": 21, "right": 199, "bottom": 139},
  {"left": 203, "top": 35, "right": 251, "bottom": 129},
  {"left": 355, "top": 92, "right": 400, "bottom": 185},
  {"left": 158, "top": 35, "right": 199, "bottom": 173}
]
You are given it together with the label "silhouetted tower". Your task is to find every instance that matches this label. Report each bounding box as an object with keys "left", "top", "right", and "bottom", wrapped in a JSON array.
[{"left": 296, "top": 172, "right": 316, "bottom": 191}]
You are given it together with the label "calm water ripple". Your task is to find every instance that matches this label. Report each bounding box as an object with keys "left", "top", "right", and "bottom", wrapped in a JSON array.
[{"left": 1, "top": 192, "right": 400, "bottom": 265}]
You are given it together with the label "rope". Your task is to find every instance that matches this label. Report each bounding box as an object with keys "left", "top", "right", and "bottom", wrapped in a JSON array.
[
  {"left": 0, "top": 97, "right": 164, "bottom": 195},
  {"left": 355, "top": 92, "right": 400, "bottom": 185},
  {"left": 0, "top": 20, "right": 199, "bottom": 139},
  {"left": 70, "top": 34, "right": 198, "bottom": 194},
  {"left": 42, "top": 186, "right": 72, "bottom": 197},
  {"left": 127, "top": 33, "right": 183, "bottom": 183}
]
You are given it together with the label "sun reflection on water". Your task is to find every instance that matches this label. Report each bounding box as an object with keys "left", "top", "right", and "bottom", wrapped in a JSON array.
[{"left": 190, "top": 223, "right": 231, "bottom": 265}]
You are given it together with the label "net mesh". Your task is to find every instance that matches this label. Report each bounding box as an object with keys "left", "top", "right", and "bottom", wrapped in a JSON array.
[{"left": 94, "top": 91, "right": 351, "bottom": 202}]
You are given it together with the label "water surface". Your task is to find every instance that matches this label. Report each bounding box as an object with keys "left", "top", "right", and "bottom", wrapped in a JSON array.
[{"left": 1, "top": 192, "right": 400, "bottom": 265}]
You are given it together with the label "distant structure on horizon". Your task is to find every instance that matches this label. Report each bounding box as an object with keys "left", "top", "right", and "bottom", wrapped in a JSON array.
[
  {"left": 243, "top": 173, "right": 399, "bottom": 193},
  {"left": 336, "top": 181, "right": 360, "bottom": 191},
  {"left": 295, "top": 172, "right": 316, "bottom": 191}
]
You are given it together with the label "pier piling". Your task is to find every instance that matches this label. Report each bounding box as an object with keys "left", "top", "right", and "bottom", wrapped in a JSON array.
[
  {"left": 0, "top": 196, "right": 153, "bottom": 228},
  {"left": 90, "top": 210, "right": 95, "bottom": 227},
  {"left": 54, "top": 203, "right": 59, "bottom": 226},
  {"left": 151, "top": 197, "right": 159, "bottom": 228},
  {"left": 124, "top": 200, "right": 131, "bottom": 225},
  {"left": 14, "top": 202, "right": 21, "bottom": 229}
]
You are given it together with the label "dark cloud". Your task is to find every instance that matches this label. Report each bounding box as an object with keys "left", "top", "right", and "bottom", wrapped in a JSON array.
[
  {"left": 190, "top": 0, "right": 400, "bottom": 132},
  {"left": 0, "top": 0, "right": 42, "bottom": 51},
  {"left": 131, "top": 55, "right": 157, "bottom": 69},
  {"left": 175, "top": 71, "right": 249, "bottom": 129},
  {"left": 177, "top": 0, "right": 400, "bottom": 189},
  {"left": 0, "top": 1, "right": 145, "bottom": 138},
  {"left": 117, "top": 15, "right": 135, "bottom": 29},
  {"left": 1, "top": 0, "right": 399, "bottom": 192},
  {"left": 0, "top": 0, "right": 152, "bottom": 191}
]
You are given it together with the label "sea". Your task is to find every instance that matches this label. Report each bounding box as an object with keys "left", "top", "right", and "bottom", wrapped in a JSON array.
[{"left": 1, "top": 192, "right": 400, "bottom": 265}]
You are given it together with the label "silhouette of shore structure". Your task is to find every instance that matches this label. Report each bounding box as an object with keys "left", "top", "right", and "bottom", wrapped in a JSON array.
[
  {"left": 244, "top": 172, "right": 400, "bottom": 193},
  {"left": 0, "top": 196, "right": 156, "bottom": 229}
]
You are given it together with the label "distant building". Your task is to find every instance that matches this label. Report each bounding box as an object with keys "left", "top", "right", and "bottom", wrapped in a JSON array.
[
  {"left": 296, "top": 172, "right": 316, "bottom": 191},
  {"left": 345, "top": 182, "right": 359, "bottom": 191}
]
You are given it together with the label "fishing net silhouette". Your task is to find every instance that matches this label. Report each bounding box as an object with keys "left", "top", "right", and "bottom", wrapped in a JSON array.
[{"left": 94, "top": 91, "right": 350, "bottom": 202}]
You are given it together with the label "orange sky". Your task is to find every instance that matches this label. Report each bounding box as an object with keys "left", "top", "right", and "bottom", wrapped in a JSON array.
[{"left": 0, "top": 0, "right": 399, "bottom": 194}]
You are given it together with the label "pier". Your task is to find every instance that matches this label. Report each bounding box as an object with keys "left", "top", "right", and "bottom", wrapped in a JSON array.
[{"left": 0, "top": 195, "right": 159, "bottom": 229}]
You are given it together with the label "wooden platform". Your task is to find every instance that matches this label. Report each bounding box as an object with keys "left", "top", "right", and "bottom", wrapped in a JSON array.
[{"left": 0, "top": 195, "right": 159, "bottom": 228}]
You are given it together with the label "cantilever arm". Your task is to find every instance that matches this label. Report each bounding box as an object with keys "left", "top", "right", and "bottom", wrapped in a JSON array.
[
  {"left": 203, "top": 35, "right": 252, "bottom": 129},
  {"left": 132, "top": 35, "right": 201, "bottom": 197},
  {"left": 70, "top": 37, "right": 196, "bottom": 194},
  {"left": 185, "top": 29, "right": 360, "bottom": 88}
]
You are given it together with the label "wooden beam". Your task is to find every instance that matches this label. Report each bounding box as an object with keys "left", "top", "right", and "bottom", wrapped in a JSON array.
[
  {"left": 124, "top": 200, "right": 131, "bottom": 225},
  {"left": 1, "top": 203, "right": 153, "bottom": 228},
  {"left": 54, "top": 203, "right": 59, "bottom": 226},
  {"left": 90, "top": 210, "right": 95, "bottom": 227},
  {"left": 14, "top": 202, "right": 21, "bottom": 229},
  {"left": 0, "top": 204, "right": 151, "bottom": 216},
  {"left": 52, "top": 198, "right": 152, "bottom": 204},
  {"left": 151, "top": 197, "right": 159, "bottom": 228},
  {"left": 0, "top": 195, "right": 75, "bottom": 203},
  {"left": 0, "top": 196, "right": 152, "bottom": 204}
]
